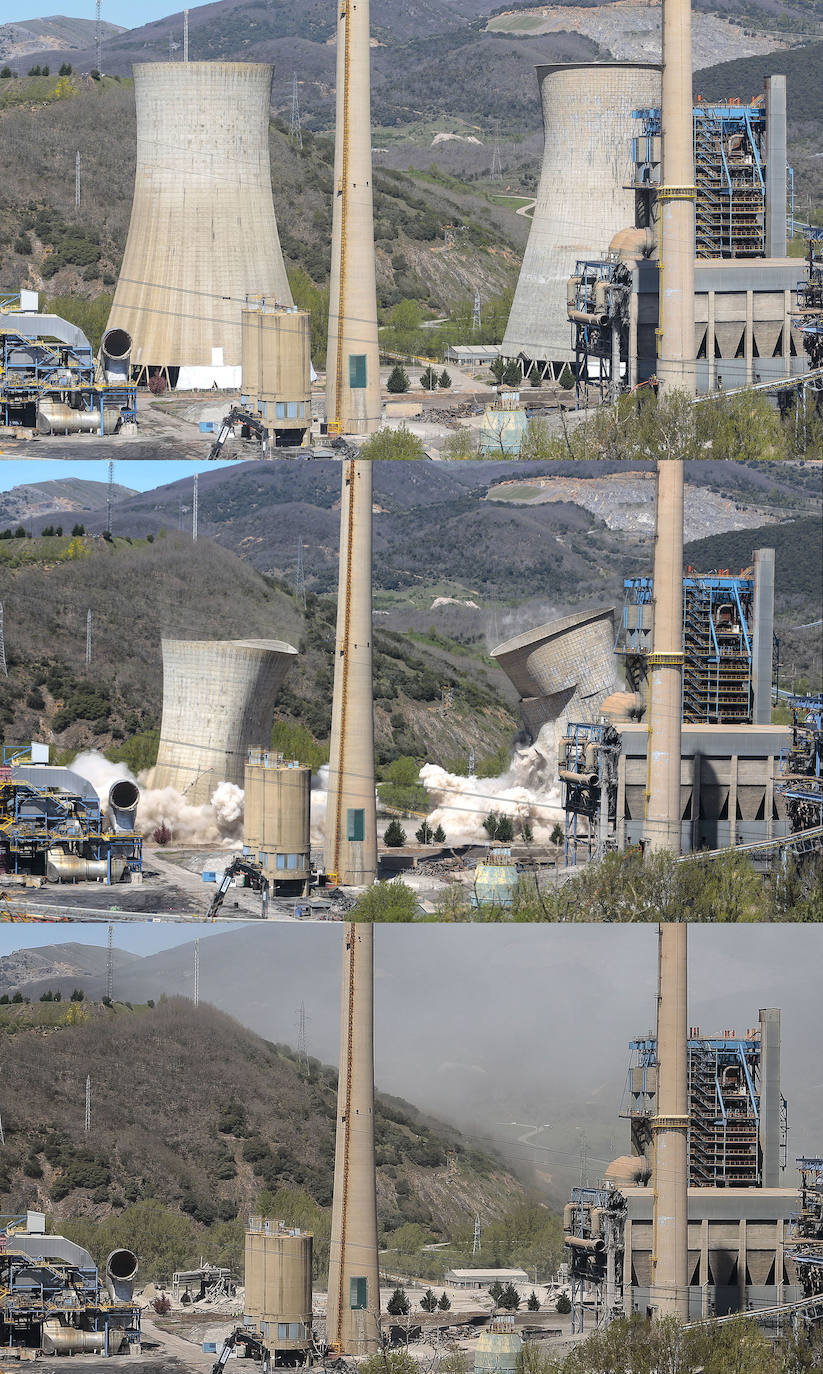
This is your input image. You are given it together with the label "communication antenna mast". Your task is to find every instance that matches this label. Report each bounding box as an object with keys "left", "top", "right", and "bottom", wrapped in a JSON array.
[
  {"left": 192, "top": 472, "right": 199, "bottom": 543},
  {"left": 85, "top": 1075, "right": 91, "bottom": 1134},
  {"left": 183, "top": 8, "right": 189, "bottom": 61},
  {"left": 296, "top": 1001, "right": 310, "bottom": 1074},
  {"left": 86, "top": 609, "right": 92, "bottom": 667},
  {"left": 490, "top": 120, "right": 502, "bottom": 179},
  {"left": 95, "top": 0, "right": 103, "bottom": 77},
  {"left": 0, "top": 603, "right": 7, "bottom": 679},
  {"left": 472, "top": 289, "right": 481, "bottom": 332},
  {"left": 472, "top": 1215, "right": 481, "bottom": 1256},
  {"left": 75, "top": 151, "right": 81, "bottom": 209},
  {"left": 193, "top": 939, "right": 199, "bottom": 1007},
  {"left": 105, "top": 923, "right": 114, "bottom": 1002},
  {"left": 289, "top": 72, "right": 303, "bottom": 149},
  {"left": 105, "top": 459, "right": 114, "bottom": 535},
  {"left": 295, "top": 537, "right": 306, "bottom": 609}
]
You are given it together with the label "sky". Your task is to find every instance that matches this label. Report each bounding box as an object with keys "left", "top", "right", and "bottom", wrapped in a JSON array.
[
  {"left": 0, "top": 921, "right": 820, "bottom": 1193},
  {"left": 3, "top": 3, "right": 204, "bottom": 27},
  {"left": 0, "top": 459, "right": 235, "bottom": 493}
]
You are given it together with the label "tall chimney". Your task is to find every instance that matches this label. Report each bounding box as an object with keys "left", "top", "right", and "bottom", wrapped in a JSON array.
[
  {"left": 325, "top": 0, "right": 381, "bottom": 433},
  {"left": 758, "top": 1008, "right": 781, "bottom": 1188},
  {"left": 327, "top": 923, "right": 381, "bottom": 1354},
  {"left": 324, "top": 460, "right": 378, "bottom": 886},
  {"left": 645, "top": 0, "right": 696, "bottom": 852},
  {"left": 651, "top": 923, "right": 689, "bottom": 1319}
]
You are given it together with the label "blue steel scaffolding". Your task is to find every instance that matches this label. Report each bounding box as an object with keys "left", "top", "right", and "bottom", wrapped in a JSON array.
[
  {"left": 777, "top": 695, "right": 823, "bottom": 833},
  {"left": 616, "top": 572, "right": 757, "bottom": 724}
]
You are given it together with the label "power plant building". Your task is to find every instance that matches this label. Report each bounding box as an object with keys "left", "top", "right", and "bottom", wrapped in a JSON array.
[
  {"left": 153, "top": 638, "right": 297, "bottom": 805},
  {"left": 107, "top": 62, "right": 293, "bottom": 390},
  {"left": 243, "top": 751, "right": 311, "bottom": 894}
]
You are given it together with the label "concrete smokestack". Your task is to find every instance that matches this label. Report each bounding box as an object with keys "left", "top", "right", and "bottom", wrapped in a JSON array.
[
  {"left": 645, "top": 0, "right": 696, "bottom": 852},
  {"left": 324, "top": 461, "right": 378, "bottom": 886},
  {"left": 752, "top": 547, "right": 776, "bottom": 726},
  {"left": 758, "top": 1007, "right": 781, "bottom": 1189},
  {"left": 325, "top": 0, "right": 381, "bottom": 433},
  {"left": 651, "top": 923, "right": 689, "bottom": 1320},
  {"left": 327, "top": 924, "right": 380, "bottom": 1354}
]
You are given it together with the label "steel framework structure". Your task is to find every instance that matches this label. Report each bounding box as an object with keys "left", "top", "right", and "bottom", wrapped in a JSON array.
[{"left": 777, "top": 695, "right": 823, "bottom": 833}]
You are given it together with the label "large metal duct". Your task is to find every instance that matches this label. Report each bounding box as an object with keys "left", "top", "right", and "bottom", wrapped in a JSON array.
[
  {"left": 492, "top": 607, "right": 618, "bottom": 739},
  {"left": 153, "top": 638, "right": 298, "bottom": 806},
  {"left": 107, "top": 62, "right": 293, "bottom": 389},
  {"left": 107, "top": 779, "right": 140, "bottom": 833},
  {"left": 502, "top": 63, "right": 661, "bottom": 371},
  {"left": 106, "top": 1248, "right": 138, "bottom": 1302}
]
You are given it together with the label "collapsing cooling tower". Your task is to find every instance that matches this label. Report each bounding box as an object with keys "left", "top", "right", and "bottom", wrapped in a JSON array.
[
  {"left": 153, "top": 638, "right": 298, "bottom": 806},
  {"left": 492, "top": 608, "right": 618, "bottom": 740},
  {"left": 107, "top": 62, "right": 293, "bottom": 390},
  {"left": 502, "top": 63, "right": 662, "bottom": 376}
]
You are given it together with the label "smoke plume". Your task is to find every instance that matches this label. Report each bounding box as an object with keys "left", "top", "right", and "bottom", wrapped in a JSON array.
[
  {"left": 419, "top": 725, "right": 563, "bottom": 844},
  {"left": 71, "top": 751, "right": 244, "bottom": 846}
]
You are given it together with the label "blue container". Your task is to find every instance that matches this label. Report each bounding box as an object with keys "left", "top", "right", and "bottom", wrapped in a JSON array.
[
  {"left": 203, "top": 1343, "right": 217, "bottom": 1353},
  {"left": 202, "top": 871, "right": 216, "bottom": 883},
  {"left": 199, "top": 420, "right": 215, "bottom": 433}
]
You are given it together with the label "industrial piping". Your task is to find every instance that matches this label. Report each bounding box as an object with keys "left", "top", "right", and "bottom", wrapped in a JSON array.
[
  {"left": 106, "top": 1249, "right": 138, "bottom": 1303},
  {"left": 644, "top": 0, "right": 697, "bottom": 854},
  {"left": 107, "top": 780, "right": 140, "bottom": 833},
  {"left": 327, "top": 924, "right": 380, "bottom": 1354}
]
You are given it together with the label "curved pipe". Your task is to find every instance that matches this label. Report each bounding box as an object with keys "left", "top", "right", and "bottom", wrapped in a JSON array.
[
  {"left": 106, "top": 1248, "right": 138, "bottom": 1302},
  {"left": 608, "top": 226, "right": 655, "bottom": 261},
  {"left": 558, "top": 768, "right": 599, "bottom": 787},
  {"left": 564, "top": 1235, "right": 605, "bottom": 1255},
  {"left": 36, "top": 401, "right": 120, "bottom": 435},
  {"left": 46, "top": 849, "right": 127, "bottom": 883},
  {"left": 101, "top": 327, "right": 132, "bottom": 383},
  {"left": 108, "top": 780, "right": 140, "bottom": 833},
  {"left": 42, "top": 1321, "right": 105, "bottom": 1355},
  {"left": 567, "top": 308, "right": 610, "bottom": 327}
]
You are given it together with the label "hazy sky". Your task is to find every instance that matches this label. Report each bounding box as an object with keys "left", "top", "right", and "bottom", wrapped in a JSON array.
[
  {"left": 4, "top": 3, "right": 204, "bottom": 27},
  {"left": 3, "top": 922, "right": 820, "bottom": 1195},
  {"left": 0, "top": 921, "right": 228, "bottom": 957},
  {"left": 0, "top": 460, "right": 235, "bottom": 493}
]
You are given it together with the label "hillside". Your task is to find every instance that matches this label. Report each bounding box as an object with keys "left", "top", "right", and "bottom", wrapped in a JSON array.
[
  {"left": 0, "top": 512, "right": 518, "bottom": 774},
  {"left": 0, "top": 479, "right": 135, "bottom": 526},
  {"left": 0, "top": 17, "right": 124, "bottom": 62},
  {"left": 0, "top": 996, "right": 526, "bottom": 1278},
  {"left": 0, "top": 941, "right": 137, "bottom": 996},
  {"left": 0, "top": 73, "right": 525, "bottom": 320}
]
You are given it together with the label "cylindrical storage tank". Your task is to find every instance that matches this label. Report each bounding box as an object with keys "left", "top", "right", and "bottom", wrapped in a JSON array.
[
  {"left": 244, "top": 1219, "right": 312, "bottom": 1356},
  {"left": 242, "top": 306, "right": 311, "bottom": 407},
  {"left": 502, "top": 63, "right": 662, "bottom": 371},
  {"left": 153, "top": 639, "right": 298, "bottom": 806},
  {"left": 244, "top": 752, "right": 311, "bottom": 887},
  {"left": 106, "top": 63, "right": 293, "bottom": 389},
  {"left": 474, "top": 1325, "right": 522, "bottom": 1374}
]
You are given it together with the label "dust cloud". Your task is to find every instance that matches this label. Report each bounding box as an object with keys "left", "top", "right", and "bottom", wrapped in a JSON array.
[
  {"left": 420, "top": 726, "right": 564, "bottom": 843},
  {"left": 71, "top": 751, "right": 244, "bottom": 846}
]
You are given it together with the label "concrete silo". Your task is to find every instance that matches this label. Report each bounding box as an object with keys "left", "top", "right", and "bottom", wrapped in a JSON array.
[
  {"left": 502, "top": 63, "right": 661, "bottom": 378},
  {"left": 492, "top": 608, "right": 618, "bottom": 740},
  {"left": 107, "top": 62, "right": 293, "bottom": 390},
  {"left": 153, "top": 638, "right": 297, "bottom": 805}
]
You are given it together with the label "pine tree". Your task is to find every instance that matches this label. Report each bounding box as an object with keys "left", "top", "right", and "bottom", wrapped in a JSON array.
[
  {"left": 383, "top": 819, "right": 407, "bottom": 847},
  {"left": 387, "top": 1286, "right": 410, "bottom": 1316},
  {"left": 488, "top": 1280, "right": 504, "bottom": 1304},
  {"left": 438, "top": 370, "right": 452, "bottom": 389},
  {"left": 433, "top": 824, "right": 446, "bottom": 843},
  {"left": 438, "top": 1291, "right": 451, "bottom": 1311},
  {"left": 420, "top": 1288, "right": 438, "bottom": 1312},
  {"left": 555, "top": 1293, "right": 571, "bottom": 1314},
  {"left": 483, "top": 812, "right": 500, "bottom": 840},
  {"left": 527, "top": 1291, "right": 540, "bottom": 1311},
  {"left": 416, "top": 819, "right": 434, "bottom": 844},
  {"left": 495, "top": 815, "right": 514, "bottom": 843},
  {"left": 499, "top": 1283, "right": 520, "bottom": 1311},
  {"left": 387, "top": 365, "right": 410, "bottom": 394},
  {"left": 420, "top": 365, "right": 439, "bottom": 391}
]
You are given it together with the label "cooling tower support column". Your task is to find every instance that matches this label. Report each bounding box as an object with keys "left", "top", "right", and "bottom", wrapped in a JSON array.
[
  {"left": 325, "top": 0, "right": 381, "bottom": 433},
  {"left": 327, "top": 923, "right": 380, "bottom": 1354},
  {"left": 324, "top": 461, "right": 377, "bottom": 886},
  {"left": 651, "top": 923, "right": 689, "bottom": 1321}
]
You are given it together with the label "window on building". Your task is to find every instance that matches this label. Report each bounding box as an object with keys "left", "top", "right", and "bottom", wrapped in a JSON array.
[
  {"left": 349, "top": 354, "right": 367, "bottom": 389},
  {"left": 350, "top": 1277, "right": 368, "bottom": 1310},
  {"left": 347, "top": 808, "right": 365, "bottom": 842}
]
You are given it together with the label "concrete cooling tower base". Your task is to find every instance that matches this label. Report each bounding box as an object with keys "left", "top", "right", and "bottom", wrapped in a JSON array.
[
  {"left": 154, "top": 638, "right": 298, "bottom": 806},
  {"left": 502, "top": 63, "right": 662, "bottom": 374},
  {"left": 108, "top": 62, "right": 293, "bottom": 390}
]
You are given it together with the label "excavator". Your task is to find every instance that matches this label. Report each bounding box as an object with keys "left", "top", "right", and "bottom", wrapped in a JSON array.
[
  {"left": 206, "top": 857, "right": 270, "bottom": 919},
  {"left": 211, "top": 1326, "right": 271, "bottom": 1372}
]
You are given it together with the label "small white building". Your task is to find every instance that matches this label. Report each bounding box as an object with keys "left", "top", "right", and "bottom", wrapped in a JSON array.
[
  {"left": 444, "top": 1268, "right": 530, "bottom": 1289},
  {"left": 444, "top": 344, "right": 501, "bottom": 369}
]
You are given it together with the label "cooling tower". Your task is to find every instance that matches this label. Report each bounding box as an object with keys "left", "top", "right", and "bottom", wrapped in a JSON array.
[
  {"left": 107, "top": 62, "right": 293, "bottom": 390},
  {"left": 492, "top": 608, "right": 618, "bottom": 740},
  {"left": 154, "top": 638, "right": 298, "bottom": 805},
  {"left": 502, "top": 63, "right": 661, "bottom": 374}
]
